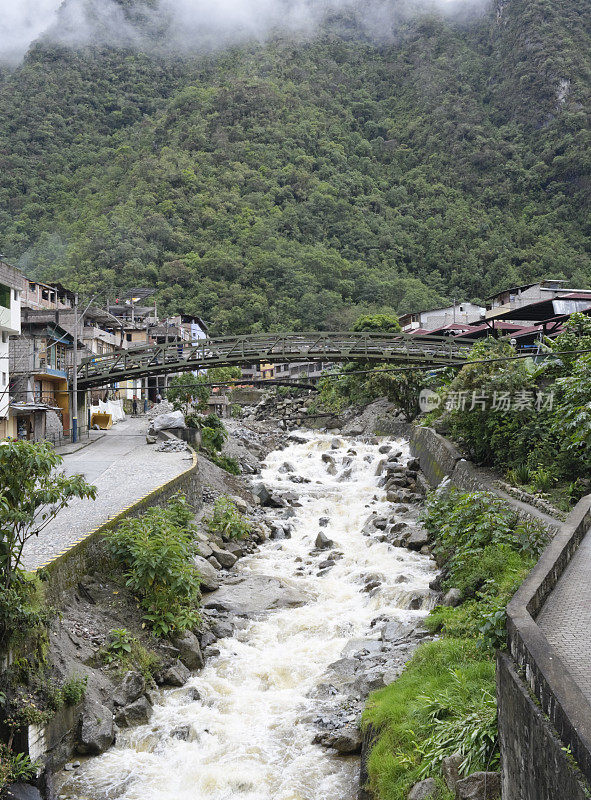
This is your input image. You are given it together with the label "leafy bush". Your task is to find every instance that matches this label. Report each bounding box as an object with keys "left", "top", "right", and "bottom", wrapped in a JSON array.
[
  {"left": 206, "top": 496, "right": 251, "bottom": 540},
  {"left": 98, "top": 630, "right": 160, "bottom": 679},
  {"left": 105, "top": 498, "right": 201, "bottom": 637},
  {"left": 101, "top": 628, "right": 134, "bottom": 663},
  {"left": 61, "top": 675, "right": 88, "bottom": 707},
  {"left": 0, "top": 745, "right": 37, "bottom": 787}
]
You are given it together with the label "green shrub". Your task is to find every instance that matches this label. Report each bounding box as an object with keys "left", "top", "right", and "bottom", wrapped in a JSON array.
[
  {"left": 99, "top": 630, "right": 160, "bottom": 680},
  {"left": 105, "top": 499, "right": 201, "bottom": 637},
  {"left": 61, "top": 675, "right": 88, "bottom": 706},
  {"left": 0, "top": 745, "right": 38, "bottom": 787},
  {"left": 206, "top": 496, "right": 251, "bottom": 540}
]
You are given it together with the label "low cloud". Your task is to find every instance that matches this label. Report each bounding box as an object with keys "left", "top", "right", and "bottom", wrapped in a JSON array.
[{"left": 0, "top": 0, "right": 491, "bottom": 64}]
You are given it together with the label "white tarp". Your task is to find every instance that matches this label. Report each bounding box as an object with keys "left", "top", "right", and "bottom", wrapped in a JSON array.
[{"left": 90, "top": 399, "right": 126, "bottom": 424}]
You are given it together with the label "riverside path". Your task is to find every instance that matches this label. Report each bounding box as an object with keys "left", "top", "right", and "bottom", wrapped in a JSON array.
[{"left": 22, "top": 416, "right": 191, "bottom": 571}]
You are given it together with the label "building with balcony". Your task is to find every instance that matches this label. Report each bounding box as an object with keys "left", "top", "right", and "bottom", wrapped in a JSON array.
[
  {"left": 0, "top": 260, "right": 23, "bottom": 438},
  {"left": 9, "top": 319, "right": 75, "bottom": 440}
]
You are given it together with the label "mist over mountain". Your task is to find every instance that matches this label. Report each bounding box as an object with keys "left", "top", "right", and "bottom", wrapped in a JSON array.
[
  {"left": 2, "top": 0, "right": 490, "bottom": 63},
  {"left": 0, "top": 0, "right": 588, "bottom": 333}
]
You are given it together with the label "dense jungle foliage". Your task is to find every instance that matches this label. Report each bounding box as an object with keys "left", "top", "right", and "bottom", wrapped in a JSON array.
[{"left": 0, "top": 0, "right": 589, "bottom": 332}]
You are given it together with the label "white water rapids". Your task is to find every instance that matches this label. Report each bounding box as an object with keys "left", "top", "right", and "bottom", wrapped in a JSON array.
[{"left": 58, "top": 432, "right": 436, "bottom": 800}]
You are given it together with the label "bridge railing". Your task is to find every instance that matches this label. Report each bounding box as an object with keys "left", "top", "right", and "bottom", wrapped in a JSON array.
[{"left": 77, "top": 331, "right": 473, "bottom": 387}]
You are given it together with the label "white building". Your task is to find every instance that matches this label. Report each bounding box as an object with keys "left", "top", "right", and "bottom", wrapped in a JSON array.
[
  {"left": 399, "top": 302, "right": 485, "bottom": 332},
  {"left": 0, "top": 260, "right": 23, "bottom": 438}
]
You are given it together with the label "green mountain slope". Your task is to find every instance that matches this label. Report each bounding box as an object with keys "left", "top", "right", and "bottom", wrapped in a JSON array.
[{"left": 0, "top": 0, "right": 589, "bottom": 333}]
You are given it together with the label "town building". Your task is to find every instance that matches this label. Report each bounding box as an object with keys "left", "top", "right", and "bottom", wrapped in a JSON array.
[
  {"left": 399, "top": 302, "right": 485, "bottom": 332},
  {"left": 0, "top": 260, "right": 23, "bottom": 439},
  {"left": 9, "top": 317, "right": 76, "bottom": 441}
]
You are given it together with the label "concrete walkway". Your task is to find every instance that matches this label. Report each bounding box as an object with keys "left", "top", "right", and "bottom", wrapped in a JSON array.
[
  {"left": 22, "top": 416, "right": 192, "bottom": 571},
  {"left": 537, "top": 530, "right": 591, "bottom": 703}
]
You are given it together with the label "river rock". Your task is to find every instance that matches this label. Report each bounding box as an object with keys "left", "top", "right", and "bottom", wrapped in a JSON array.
[
  {"left": 455, "top": 772, "right": 501, "bottom": 800},
  {"left": 406, "top": 529, "right": 430, "bottom": 551},
  {"left": 77, "top": 699, "right": 115, "bottom": 755},
  {"left": 442, "top": 588, "right": 462, "bottom": 607},
  {"left": 407, "top": 778, "right": 439, "bottom": 799},
  {"left": 381, "top": 620, "right": 417, "bottom": 642},
  {"left": 208, "top": 555, "right": 222, "bottom": 570},
  {"left": 210, "top": 544, "right": 238, "bottom": 569},
  {"left": 113, "top": 671, "right": 145, "bottom": 707},
  {"left": 115, "top": 696, "right": 153, "bottom": 728},
  {"left": 442, "top": 752, "right": 462, "bottom": 791},
  {"left": 211, "top": 619, "right": 234, "bottom": 639},
  {"left": 318, "top": 517, "right": 330, "bottom": 527},
  {"left": 203, "top": 574, "right": 307, "bottom": 617},
  {"left": 315, "top": 531, "right": 334, "bottom": 549},
  {"left": 172, "top": 631, "right": 204, "bottom": 671},
  {"left": 5, "top": 784, "right": 43, "bottom": 800},
  {"left": 252, "top": 483, "right": 285, "bottom": 508},
  {"left": 270, "top": 522, "right": 291, "bottom": 540},
  {"left": 170, "top": 724, "right": 192, "bottom": 741},
  {"left": 156, "top": 660, "right": 191, "bottom": 687},
  {"left": 313, "top": 726, "right": 362, "bottom": 754},
  {"left": 193, "top": 555, "right": 221, "bottom": 592}
]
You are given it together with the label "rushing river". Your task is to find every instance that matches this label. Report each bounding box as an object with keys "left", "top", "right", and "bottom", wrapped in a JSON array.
[{"left": 58, "top": 433, "right": 435, "bottom": 800}]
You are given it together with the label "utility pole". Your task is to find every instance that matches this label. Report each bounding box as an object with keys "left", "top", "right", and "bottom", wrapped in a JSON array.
[{"left": 72, "top": 293, "right": 79, "bottom": 443}]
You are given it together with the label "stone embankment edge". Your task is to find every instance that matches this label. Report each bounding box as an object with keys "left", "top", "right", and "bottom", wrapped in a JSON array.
[
  {"left": 408, "top": 424, "right": 591, "bottom": 798},
  {"left": 36, "top": 440, "right": 201, "bottom": 607}
]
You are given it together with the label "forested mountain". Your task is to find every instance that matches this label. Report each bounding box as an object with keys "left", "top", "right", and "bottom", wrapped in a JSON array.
[{"left": 0, "top": 0, "right": 589, "bottom": 333}]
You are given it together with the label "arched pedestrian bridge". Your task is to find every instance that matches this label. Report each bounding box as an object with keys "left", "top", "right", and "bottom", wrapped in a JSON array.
[{"left": 77, "top": 331, "right": 473, "bottom": 389}]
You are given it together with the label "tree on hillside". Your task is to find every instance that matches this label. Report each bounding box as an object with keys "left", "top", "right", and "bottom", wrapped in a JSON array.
[{"left": 352, "top": 314, "right": 402, "bottom": 333}]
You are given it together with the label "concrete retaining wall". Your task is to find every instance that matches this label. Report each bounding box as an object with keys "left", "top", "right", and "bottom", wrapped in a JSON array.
[
  {"left": 409, "top": 426, "right": 560, "bottom": 533},
  {"left": 497, "top": 653, "right": 589, "bottom": 800}
]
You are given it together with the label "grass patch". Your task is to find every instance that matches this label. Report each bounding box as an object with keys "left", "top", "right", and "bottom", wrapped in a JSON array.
[
  {"left": 362, "top": 488, "right": 550, "bottom": 799},
  {"left": 363, "top": 639, "right": 495, "bottom": 800}
]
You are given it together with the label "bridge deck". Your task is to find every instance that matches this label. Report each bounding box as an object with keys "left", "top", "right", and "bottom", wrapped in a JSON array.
[{"left": 77, "top": 331, "right": 472, "bottom": 389}]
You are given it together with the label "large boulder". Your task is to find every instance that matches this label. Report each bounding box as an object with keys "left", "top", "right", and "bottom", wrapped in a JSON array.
[
  {"left": 77, "top": 699, "right": 114, "bottom": 755},
  {"left": 113, "top": 671, "right": 145, "bottom": 707},
  {"left": 193, "top": 555, "right": 221, "bottom": 592},
  {"left": 209, "top": 544, "right": 238, "bottom": 568},
  {"left": 171, "top": 631, "right": 204, "bottom": 671},
  {"left": 407, "top": 778, "right": 440, "bottom": 799},
  {"left": 406, "top": 529, "right": 430, "bottom": 551},
  {"left": 151, "top": 410, "right": 186, "bottom": 432},
  {"left": 156, "top": 660, "right": 191, "bottom": 687},
  {"left": 5, "top": 785, "right": 43, "bottom": 800},
  {"left": 455, "top": 772, "right": 501, "bottom": 800},
  {"left": 315, "top": 532, "right": 334, "bottom": 550},
  {"left": 442, "top": 753, "right": 462, "bottom": 791},
  {"left": 313, "top": 726, "right": 362, "bottom": 754},
  {"left": 203, "top": 574, "right": 308, "bottom": 617},
  {"left": 115, "top": 696, "right": 153, "bottom": 728},
  {"left": 252, "top": 483, "right": 285, "bottom": 508}
]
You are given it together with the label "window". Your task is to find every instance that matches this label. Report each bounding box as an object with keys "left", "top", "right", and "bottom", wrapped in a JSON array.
[
  {"left": 13, "top": 289, "right": 18, "bottom": 301},
  {"left": 29, "top": 283, "right": 36, "bottom": 292},
  {"left": 41, "top": 289, "right": 49, "bottom": 300},
  {"left": 1, "top": 332, "right": 7, "bottom": 344},
  {"left": 126, "top": 333, "right": 132, "bottom": 342},
  {"left": 0, "top": 283, "right": 9, "bottom": 309}
]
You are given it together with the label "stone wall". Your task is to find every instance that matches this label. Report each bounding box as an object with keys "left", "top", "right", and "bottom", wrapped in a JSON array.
[
  {"left": 497, "top": 653, "right": 589, "bottom": 800},
  {"left": 409, "top": 426, "right": 560, "bottom": 533}
]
